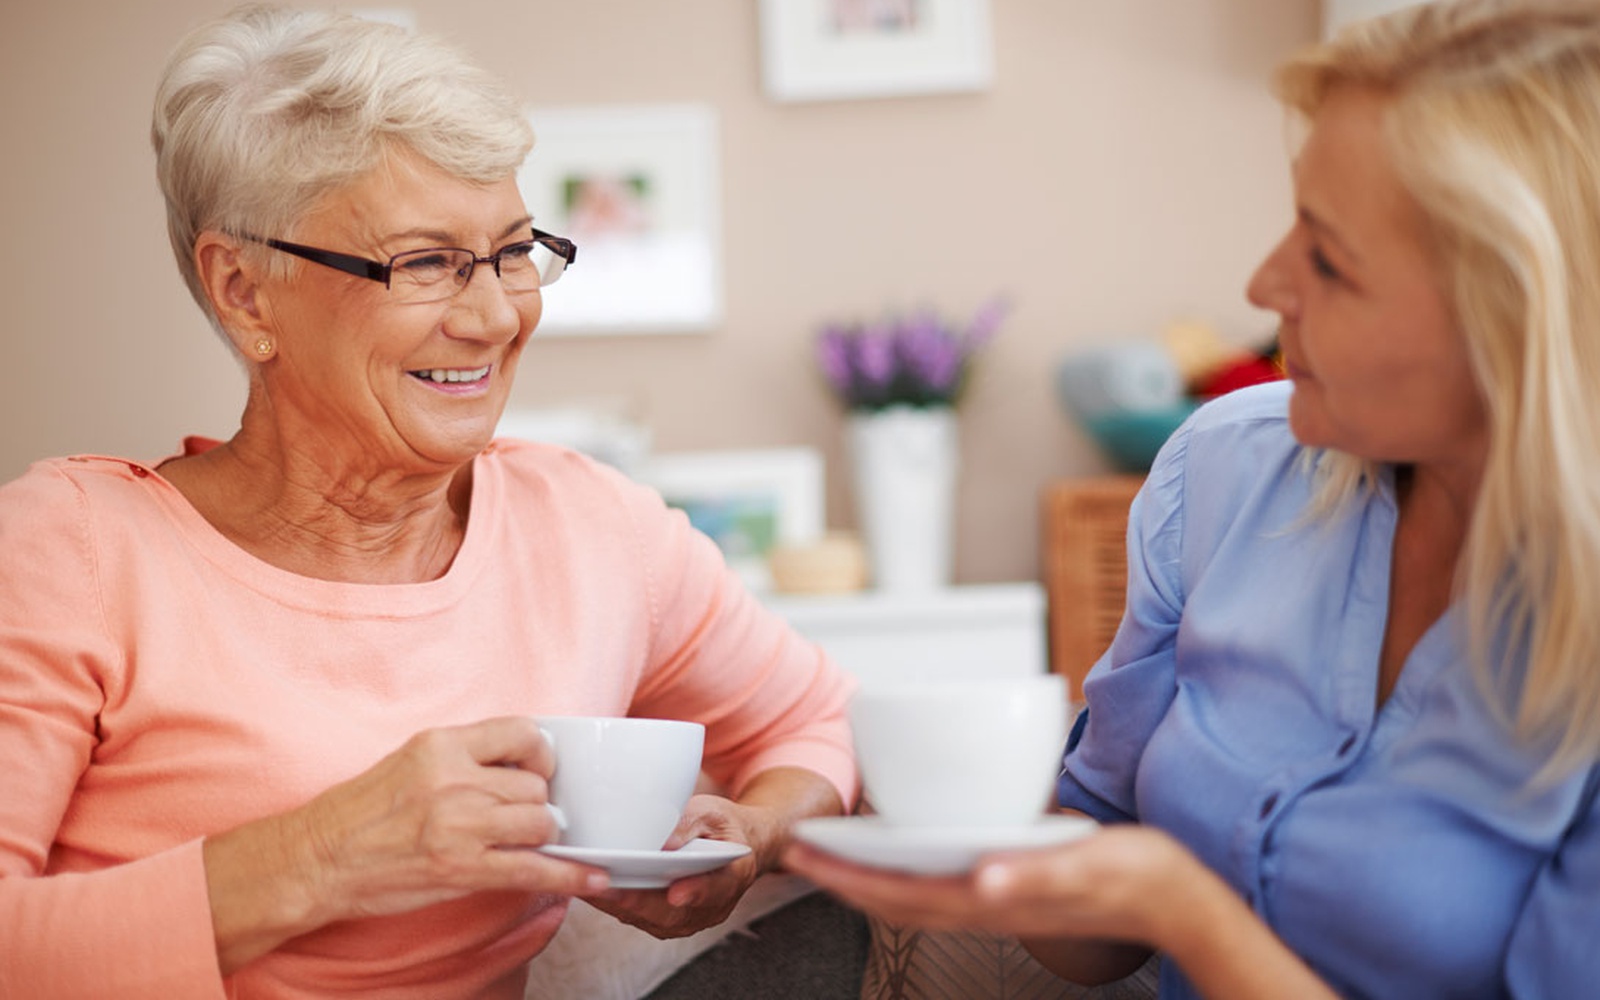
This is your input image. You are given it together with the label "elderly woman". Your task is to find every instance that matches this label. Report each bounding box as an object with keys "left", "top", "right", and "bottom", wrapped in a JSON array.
[
  {"left": 0, "top": 7, "right": 856, "bottom": 998},
  {"left": 789, "top": 1, "right": 1600, "bottom": 997}
]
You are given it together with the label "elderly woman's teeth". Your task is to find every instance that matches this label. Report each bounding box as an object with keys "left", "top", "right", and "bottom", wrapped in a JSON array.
[{"left": 414, "top": 366, "right": 491, "bottom": 383}]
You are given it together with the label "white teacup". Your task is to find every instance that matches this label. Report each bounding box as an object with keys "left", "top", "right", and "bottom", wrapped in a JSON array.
[
  {"left": 849, "top": 675, "right": 1069, "bottom": 829},
  {"left": 535, "top": 716, "right": 705, "bottom": 851}
]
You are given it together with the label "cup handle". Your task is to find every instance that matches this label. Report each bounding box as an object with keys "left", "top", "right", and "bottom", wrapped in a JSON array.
[{"left": 537, "top": 726, "right": 566, "bottom": 840}]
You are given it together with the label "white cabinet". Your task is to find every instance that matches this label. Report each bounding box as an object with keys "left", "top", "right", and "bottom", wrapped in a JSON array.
[{"left": 764, "top": 582, "right": 1047, "bottom": 686}]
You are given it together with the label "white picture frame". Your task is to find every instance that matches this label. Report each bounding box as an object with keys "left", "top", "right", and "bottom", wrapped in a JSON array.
[
  {"left": 344, "top": 7, "right": 417, "bottom": 30},
  {"left": 635, "top": 448, "right": 825, "bottom": 592},
  {"left": 1322, "top": 0, "right": 1429, "bottom": 38},
  {"left": 518, "top": 104, "right": 722, "bottom": 335},
  {"left": 759, "top": 0, "right": 994, "bottom": 102}
]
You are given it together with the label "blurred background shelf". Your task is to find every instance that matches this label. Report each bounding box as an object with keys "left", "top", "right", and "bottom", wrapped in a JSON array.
[{"left": 763, "top": 582, "right": 1046, "bottom": 687}]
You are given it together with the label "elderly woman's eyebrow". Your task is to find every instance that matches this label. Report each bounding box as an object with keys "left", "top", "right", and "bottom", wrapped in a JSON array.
[{"left": 388, "top": 216, "right": 535, "bottom": 245}]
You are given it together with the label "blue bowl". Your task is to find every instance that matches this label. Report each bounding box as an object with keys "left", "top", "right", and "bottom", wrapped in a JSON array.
[{"left": 1081, "top": 402, "right": 1200, "bottom": 473}]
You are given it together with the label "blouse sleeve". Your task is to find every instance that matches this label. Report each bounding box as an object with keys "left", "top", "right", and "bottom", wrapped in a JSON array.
[
  {"left": 1504, "top": 766, "right": 1600, "bottom": 996},
  {"left": 0, "top": 465, "right": 226, "bottom": 999},
  {"left": 1056, "top": 420, "right": 1190, "bottom": 824},
  {"left": 608, "top": 467, "right": 859, "bottom": 807}
]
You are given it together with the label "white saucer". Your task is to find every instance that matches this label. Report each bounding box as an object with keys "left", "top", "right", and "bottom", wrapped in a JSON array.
[
  {"left": 539, "top": 837, "right": 752, "bottom": 889},
  {"left": 792, "top": 815, "right": 1099, "bottom": 876}
]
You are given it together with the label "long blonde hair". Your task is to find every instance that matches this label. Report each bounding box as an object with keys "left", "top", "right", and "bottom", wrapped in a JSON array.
[{"left": 1280, "top": 0, "right": 1600, "bottom": 778}]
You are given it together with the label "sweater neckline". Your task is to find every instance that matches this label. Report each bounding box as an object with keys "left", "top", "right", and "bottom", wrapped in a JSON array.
[{"left": 130, "top": 443, "right": 504, "bottom": 617}]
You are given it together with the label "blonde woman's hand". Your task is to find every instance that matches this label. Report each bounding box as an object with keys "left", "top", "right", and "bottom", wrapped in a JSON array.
[
  {"left": 785, "top": 823, "right": 1344, "bottom": 999},
  {"left": 784, "top": 823, "right": 1196, "bottom": 942}
]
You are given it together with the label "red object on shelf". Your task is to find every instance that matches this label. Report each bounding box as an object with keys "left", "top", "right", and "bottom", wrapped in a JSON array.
[{"left": 1197, "top": 355, "right": 1284, "bottom": 398}]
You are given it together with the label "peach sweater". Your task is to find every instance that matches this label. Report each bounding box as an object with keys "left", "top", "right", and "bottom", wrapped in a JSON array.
[{"left": 0, "top": 439, "right": 857, "bottom": 999}]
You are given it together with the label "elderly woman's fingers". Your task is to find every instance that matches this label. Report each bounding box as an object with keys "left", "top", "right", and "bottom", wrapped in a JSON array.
[
  {"left": 582, "top": 855, "right": 756, "bottom": 939},
  {"left": 284, "top": 718, "right": 600, "bottom": 922},
  {"left": 481, "top": 849, "right": 609, "bottom": 897},
  {"left": 450, "top": 716, "right": 556, "bottom": 777}
]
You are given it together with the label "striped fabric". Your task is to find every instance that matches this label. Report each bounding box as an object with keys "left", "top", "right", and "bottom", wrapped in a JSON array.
[{"left": 861, "top": 919, "right": 1159, "bottom": 1000}]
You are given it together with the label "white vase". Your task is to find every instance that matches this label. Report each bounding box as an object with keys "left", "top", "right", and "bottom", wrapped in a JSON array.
[{"left": 848, "top": 405, "right": 958, "bottom": 592}]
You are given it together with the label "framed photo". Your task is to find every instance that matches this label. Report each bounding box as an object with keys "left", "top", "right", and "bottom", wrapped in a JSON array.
[
  {"left": 1322, "top": 0, "right": 1425, "bottom": 38},
  {"left": 518, "top": 104, "right": 722, "bottom": 334},
  {"left": 344, "top": 8, "right": 417, "bottom": 30},
  {"left": 759, "top": 0, "right": 993, "bottom": 102},
  {"left": 636, "top": 448, "right": 825, "bottom": 592}
]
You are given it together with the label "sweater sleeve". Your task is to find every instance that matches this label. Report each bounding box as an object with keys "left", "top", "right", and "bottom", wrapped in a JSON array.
[
  {"left": 608, "top": 468, "right": 858, "bottom": 807},
  {"left": 0, "top": 464, "right": 227, "bottom": 999}
]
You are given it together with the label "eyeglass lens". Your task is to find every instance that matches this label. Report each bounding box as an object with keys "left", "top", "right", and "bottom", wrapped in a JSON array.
[{"left": 388, "top": 240, "right": 570, "bottom": 303}]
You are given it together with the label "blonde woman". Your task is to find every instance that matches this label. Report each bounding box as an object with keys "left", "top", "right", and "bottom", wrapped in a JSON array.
[
  {"left": 0, "top": 7, "right": 856, "bottom": 997},
  {"left": 789, "top": 2, "right": 1600, "bottom": 997}
]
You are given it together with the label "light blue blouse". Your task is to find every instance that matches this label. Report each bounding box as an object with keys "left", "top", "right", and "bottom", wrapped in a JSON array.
[{"left": 1057, "top": 381, "right": 1599, "bottom": 1000}]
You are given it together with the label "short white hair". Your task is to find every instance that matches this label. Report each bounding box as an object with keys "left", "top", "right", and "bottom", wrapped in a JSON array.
[{"left": 151, "top": 4, "right": 534, "bottom": 330}]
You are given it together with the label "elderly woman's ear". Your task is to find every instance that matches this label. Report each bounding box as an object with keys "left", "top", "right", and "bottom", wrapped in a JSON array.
[{"left": 194, "top": 231, "right": 273, "bottom": 359}]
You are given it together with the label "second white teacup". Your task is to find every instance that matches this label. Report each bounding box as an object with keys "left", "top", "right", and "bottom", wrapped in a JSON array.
[
  {"left": 849, "top": 675, "right": 1069, "bottom": 829},
  {"left": 535, "top": 715, "right": 704, "bottom": 851}
]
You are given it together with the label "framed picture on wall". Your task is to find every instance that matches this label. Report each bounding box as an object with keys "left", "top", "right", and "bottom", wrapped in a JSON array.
[
  {"left": 635, "top": 448, "right": 825, "bottom": 592},
  {"left": 759, "top": 0, "right": 993, "bottom": 102},
  {"left": 517, "top": 103, "right": 722, "bottom": 334}
]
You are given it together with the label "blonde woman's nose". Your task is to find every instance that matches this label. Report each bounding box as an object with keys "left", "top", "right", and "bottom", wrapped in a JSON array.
[{"left": 1246, "top": 236, "right": 1298, "bottom": 318}]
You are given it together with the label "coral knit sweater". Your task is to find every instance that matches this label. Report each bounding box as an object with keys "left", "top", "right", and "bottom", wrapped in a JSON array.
[{"left": 0, "top": 438, "right": 858, "bottom": 999}]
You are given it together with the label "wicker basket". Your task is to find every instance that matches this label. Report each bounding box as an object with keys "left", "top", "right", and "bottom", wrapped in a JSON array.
[{"left": 1041, "top": 476, "right": 1144, "bottom": 703}]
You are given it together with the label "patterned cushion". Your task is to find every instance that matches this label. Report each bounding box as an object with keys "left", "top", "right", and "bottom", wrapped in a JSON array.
[{"left": 860, "top": 917, "right": 1160, "bottom": 1000}]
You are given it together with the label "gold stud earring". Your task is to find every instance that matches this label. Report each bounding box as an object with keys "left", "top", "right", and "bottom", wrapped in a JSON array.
[{"left": 253, "top": 338, "right": 274, "bottom": 358}]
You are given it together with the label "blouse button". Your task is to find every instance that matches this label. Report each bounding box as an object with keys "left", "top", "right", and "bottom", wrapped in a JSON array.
[{"left": 1258, "top": 792, "right": 1280, "bottom": 820}]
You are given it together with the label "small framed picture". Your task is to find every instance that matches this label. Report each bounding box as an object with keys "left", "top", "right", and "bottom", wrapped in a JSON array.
[
  {"left": 518, "top": 103, "right": 722, "bottom": 334},
  {"left": 636, "top": 448, "right": 825, "bottom": 592},
  {"left": 759, "top": 0, "right": 994, "bottom": 102}
]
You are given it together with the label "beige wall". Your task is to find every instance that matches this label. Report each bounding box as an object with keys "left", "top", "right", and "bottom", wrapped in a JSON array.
[{"left": 0, "top": 0, "right": 1314, "bottom": 584}]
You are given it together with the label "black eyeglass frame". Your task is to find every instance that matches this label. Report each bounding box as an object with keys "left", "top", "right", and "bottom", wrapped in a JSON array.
[{"left": 240, "top": 227, "right": 577, "bottom": 290}]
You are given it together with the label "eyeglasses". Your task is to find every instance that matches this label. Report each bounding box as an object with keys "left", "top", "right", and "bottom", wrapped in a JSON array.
[{"left": 242, "top": 227, "right": 577, "bottom": 304}]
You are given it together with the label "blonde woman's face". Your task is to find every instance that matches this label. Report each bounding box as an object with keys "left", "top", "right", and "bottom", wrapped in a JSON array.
[
  {"left": 254, "top": 148, "right": 541, "bottom": 473},
  {"left": 1247, "top": 88, "right": 1488, "bottom": 472}
]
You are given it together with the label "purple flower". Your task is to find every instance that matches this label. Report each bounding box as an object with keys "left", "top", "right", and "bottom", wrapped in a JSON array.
[
  {"left": 813, "top": 296, "right": 1006, "bottom": 412},
  {"left": 896, "top": 312, "right": 962, "bottom": 397},
  {"left": 965, "top": 296, "right": 1010, "bottom": 350},
  {"left": 854, "top": 323, "right": 898, "bottom": 390}
]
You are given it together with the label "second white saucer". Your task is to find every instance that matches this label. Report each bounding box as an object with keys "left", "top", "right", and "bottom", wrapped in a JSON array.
[{"left": 792, "top": 814, "right": 1099, "bottom": 876}]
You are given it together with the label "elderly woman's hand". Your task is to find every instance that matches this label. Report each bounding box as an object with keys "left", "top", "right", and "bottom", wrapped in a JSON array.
[
  {"left": 579, "top": 792, "right": 773, "bottom": 938},
  {"left": 581, "top": 765, "right": 844, "bottom": 939},
  {"left": 203, "top": 716, "right": 608, "bottom": 974}
]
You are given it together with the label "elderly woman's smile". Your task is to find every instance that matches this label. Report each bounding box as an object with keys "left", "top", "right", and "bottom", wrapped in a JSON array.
[{"left": 412, "top": 365, "right": 493, "bottom": 387}]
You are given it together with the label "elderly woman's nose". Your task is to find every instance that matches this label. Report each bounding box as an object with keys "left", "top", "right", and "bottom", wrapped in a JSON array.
[{"left": 445, "top": 269, "right": 528, "bottom": 340}]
